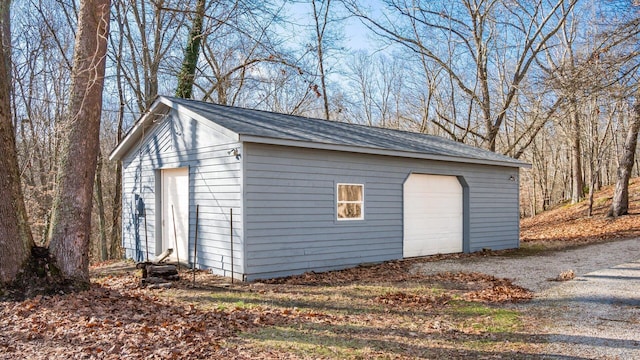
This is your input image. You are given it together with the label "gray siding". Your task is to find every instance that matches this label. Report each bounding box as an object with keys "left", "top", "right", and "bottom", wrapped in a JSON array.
[
  {"left": 121, "top": 109, "right": 244, "bottom": 278},
  {"left": 243, "top": 143, "right": 519, "bottom": 280}
]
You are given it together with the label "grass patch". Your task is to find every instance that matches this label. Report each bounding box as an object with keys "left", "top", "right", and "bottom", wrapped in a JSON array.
[
  {"left": 503, "top": 243, "right": 549, "bottom": 257},
  {"left": 595, "top": 196, "right": 611, "bottom": 207},
  {"left": 449, "top": 301, "right": 522, "bottom": 333},
  {"left": 159, "top": 278, "right": 539, "bottom": 358},
  {"left": 240, "top": 324, "right": 387, "bottom": 359}
]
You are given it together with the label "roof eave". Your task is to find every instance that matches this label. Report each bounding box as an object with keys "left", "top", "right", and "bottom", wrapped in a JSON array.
[
  {"left": 108, "top": 97, "right": 167, "bottom": 161},
  {"left": 109, "top": 96, "right": 240, "bottom": 161},
  {"left": 239, "top": 135, "right": 531, "bottom": 168}
]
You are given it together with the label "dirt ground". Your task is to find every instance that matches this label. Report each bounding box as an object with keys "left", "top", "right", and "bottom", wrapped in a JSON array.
[
  {"left": 535, "top": 258, "right": 640, "bottom": 359},
  {"left": 414, "top": 238, "right": 640, "bottom": 359}
]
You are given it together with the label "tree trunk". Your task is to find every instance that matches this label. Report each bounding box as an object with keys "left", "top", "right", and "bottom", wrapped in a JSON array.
[
  {"left": 609, "top": 98, "right": 640, "bottom": 217},
  {"left": 312, "top": 0, "right": 331, "bottom": 120},
  {"left": 175, "top": 0, "right": 206, "bottom": 99},
  {"left": 570, "top": 99, "right": 584, "bottom": 204},
  {"left": 95, "top": 150, "right": 108, "bottom": 261},
  {"left": 0, "top": 0, "right": 8, "bottom": 88},
  {"left": 587, "top": 172, "right": 596, "bottom": 217},
  {"left": 110, "top": 6, "right": 127, "bottom": 260},
  {"left": 0, "top": 0, "right": 34, "bottom": 284},
  {"left": 48, "top": 0, "right": 110, "bottom": 285},
  {"left": 110, "top": 160, "right": 122, "bottom": 259}
]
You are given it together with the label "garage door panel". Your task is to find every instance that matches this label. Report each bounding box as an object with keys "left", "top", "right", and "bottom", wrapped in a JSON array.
[
  {"left": 403, "top": 174, "right": 463, "bottom": 257},
  {"left": 406, "top": 198, "right": 461, "bottom": 209}
]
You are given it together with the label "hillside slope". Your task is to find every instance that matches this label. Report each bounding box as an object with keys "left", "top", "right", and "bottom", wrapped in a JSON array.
[{"left": 521, "top": 177, "right": 640, "bottom": 246}]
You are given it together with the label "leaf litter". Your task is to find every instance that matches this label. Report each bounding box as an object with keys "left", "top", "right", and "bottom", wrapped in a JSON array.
[
  {"left": 0, "top": 274, "right": 292, "bottom": 359},
  {"left": 0, "top": 259, "right": 534, "bottom": 359},
  {"left": 521, "top": 178, "right": 640, "bottom": 247}
]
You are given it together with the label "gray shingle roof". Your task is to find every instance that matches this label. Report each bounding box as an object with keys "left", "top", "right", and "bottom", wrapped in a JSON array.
[{"left": 164, "top": 96, "right": 526, "bottom": 168}]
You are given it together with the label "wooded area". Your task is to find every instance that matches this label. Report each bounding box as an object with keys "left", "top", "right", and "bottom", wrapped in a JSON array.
[{"left": 1, "top": 0, "right": 639, "bottom": 288}]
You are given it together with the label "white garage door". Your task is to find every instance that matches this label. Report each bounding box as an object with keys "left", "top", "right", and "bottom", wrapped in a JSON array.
[{"left": 403, "top": 174, "right": 463, "bottom": 257}]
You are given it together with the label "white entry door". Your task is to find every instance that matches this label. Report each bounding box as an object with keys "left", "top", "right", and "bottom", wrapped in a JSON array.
[
  {"left": 162, "top": 167, "right": 189, "bottom": 263},
  {"left": 403, "top": 174, "right": 463, "bottom": 257}
]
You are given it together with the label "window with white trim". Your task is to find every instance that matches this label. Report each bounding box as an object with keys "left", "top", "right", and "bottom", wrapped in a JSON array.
[{"left": 337, "top": 183, "right": 364, "bottom": 220}]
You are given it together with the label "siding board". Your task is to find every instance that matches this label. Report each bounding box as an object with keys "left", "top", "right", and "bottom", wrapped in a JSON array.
[
  {"left": 243, "top": 143, "right": 519, "bottom": 280},
  {"left": 120, "top": 110, "right": 245, "bottom": 278}
]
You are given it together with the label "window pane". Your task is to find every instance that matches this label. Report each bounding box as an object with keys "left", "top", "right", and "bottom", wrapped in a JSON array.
[
  {"left": 338, "top": 203, "right": 362, "bottom": 219},
  {"left": 338, "top": 184, "right": 363, "bottom": 201}
]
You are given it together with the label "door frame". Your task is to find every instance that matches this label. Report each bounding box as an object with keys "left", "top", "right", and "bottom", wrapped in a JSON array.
[
  {"left": 156, "top": 167, "right": 190, "bottom": 262},
  {"left": 402, "top": 172, "right": 470, "bottom": 257}
]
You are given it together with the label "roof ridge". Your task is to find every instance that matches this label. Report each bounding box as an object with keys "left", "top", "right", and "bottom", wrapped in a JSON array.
[{"left": 163, "top": 95, "right": 453, "bottom": 142}]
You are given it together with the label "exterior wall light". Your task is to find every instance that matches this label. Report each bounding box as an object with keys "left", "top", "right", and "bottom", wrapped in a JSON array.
[{"left": 228, "top": 148, "right": 241, "bottom": 160}]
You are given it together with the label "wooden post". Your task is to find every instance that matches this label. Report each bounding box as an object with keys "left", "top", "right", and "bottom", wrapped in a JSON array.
[
  {"left": 143, "top": 206, "right": 149, "bottom": 262},
  {"left": 230, "top": 208, "right": 234, "bottom": 284},
  {"left": 193, "top": 204, "right": 199, "bottom": 285}
]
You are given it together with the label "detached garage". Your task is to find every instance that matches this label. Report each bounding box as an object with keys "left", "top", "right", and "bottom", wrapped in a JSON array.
[{"left": 109, "top": 96, "right": 528, "bottom": 281}]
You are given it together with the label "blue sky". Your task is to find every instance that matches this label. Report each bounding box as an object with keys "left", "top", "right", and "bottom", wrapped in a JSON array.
[{"left": 283, "top": 1, "right": 378, "bottom": 52}]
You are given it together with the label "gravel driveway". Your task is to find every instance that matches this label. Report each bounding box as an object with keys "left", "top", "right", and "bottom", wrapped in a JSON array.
[{"left": 414, "top": 238, "right": 640, "bottom": 359}]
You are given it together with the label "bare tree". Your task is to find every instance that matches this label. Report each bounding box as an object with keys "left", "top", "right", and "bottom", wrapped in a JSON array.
[
  {"left": 609, "top": 94, "right": 640, "bottom": 216},
  {"left": 193, "top": 1, "right": 305, "bottom": 108},
  {"left": 0, "top": 0, "right": 34, "bottom": 285},
  {"left": 94, "top": 150, "right": 108, "bottom": 260},
  {"left": 48, "top": 0, "right": 110, "bottom": 285},
  {"left": 604, "top": 7, "right": 640, "bottom": 216},
  {"left": 10, "top": 1, "right": 75, "bottom": 244},
  {"left": 250, "top": 56, "right": 319, "bottom": 115},
  {"left": 346, "top": 51, "right": 411, "bottom": 128},
  {"left": 312, "top": 0, "right": 332, "bottom": 120},
  {"left": 115, "top": 0, "right": 189, "bottom": 112},
  {"left": 107, "top": 0, "right": 129, "bottom": 260},
  {"left": 520, "top": 0, "right": 640, "bottom": 209},
  {"left": 540, "top": 5, "right": 585, "bottom": 203},
  {"left": 585, "top": 98, "right": 615, "bottom": 216},
  {"left": 344, "top": 0, "right": 577, "bottom": 152}
]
